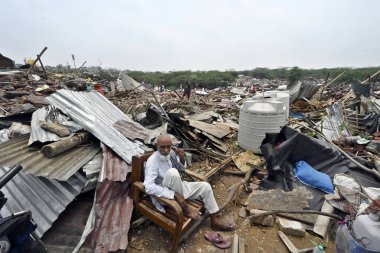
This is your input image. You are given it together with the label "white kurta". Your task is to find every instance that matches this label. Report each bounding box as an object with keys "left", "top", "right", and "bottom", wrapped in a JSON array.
[{"left": 143, "top": 151, "right": 219, "bottom": 214}]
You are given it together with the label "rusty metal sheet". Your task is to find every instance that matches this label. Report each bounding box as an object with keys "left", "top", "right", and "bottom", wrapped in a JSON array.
[
  {"left": 73, "top": 179, "right": 133, "bottom": 253},
  {"left": 113, "top": 119, "right": 151, "bottom": 144},
  {"left": 100, "top": 143, "right": 131, "bottom": 182},
  {"left": 0, "top": 135, "right": 100, "bottom": 180}
]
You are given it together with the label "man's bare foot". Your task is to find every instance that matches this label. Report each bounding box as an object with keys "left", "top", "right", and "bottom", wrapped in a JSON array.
[
  {"left": 174, "top": 192, "right": 201, "bottom": 220},
  {"left": 181, "top": 201, "right": 202, "bottom": 220},
  {"left": 210, "top": 214, "right": 235, "bottom": 231}
]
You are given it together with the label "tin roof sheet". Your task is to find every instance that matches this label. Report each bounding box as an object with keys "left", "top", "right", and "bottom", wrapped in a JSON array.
[
  {"left": 0, "top": 167, "right": 86, "bottom": 237},
  {"left": 46, "top": 90, "right": 148, "bottom": 164},
  {"left": 0, "top": 135, "right": 100, "bottom": 180},
  {"left": 99, "top": 144, "right": 131, "bottom": 182}
]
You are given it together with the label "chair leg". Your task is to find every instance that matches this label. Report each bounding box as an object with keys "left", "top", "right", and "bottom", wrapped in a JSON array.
[{"left": 170, "top": 231, "right": 181, "bottom": 253}]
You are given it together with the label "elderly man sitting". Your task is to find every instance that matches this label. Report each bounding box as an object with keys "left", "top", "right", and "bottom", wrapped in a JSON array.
[{"left": 144, "top": 134, "right": 235, "bottom": 231}]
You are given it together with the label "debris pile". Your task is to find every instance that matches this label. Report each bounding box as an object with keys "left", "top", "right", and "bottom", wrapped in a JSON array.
[{"left": 0, "top": 61, "right": 380, "bottom": 253}]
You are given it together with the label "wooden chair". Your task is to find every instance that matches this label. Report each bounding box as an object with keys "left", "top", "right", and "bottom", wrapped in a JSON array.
[{"left": 131, "top": 153, "right": 204, "bottom": 253}]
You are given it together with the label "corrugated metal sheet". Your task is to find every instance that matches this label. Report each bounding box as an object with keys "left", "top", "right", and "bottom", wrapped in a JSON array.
[
  {"left": 82, "top": 151, "right": 102, "bottom": 192},
  {"left": 113, "top": 119, "right": 151, "bottom": 144},
  {"left": 46, "top": 90, "right": 148, "bottom": 164},
  {"left": 99, "top": 143, "right": 131, "bottom": 182},
  {"left": 82, "top": 152, "right": 102, "bottom": 178},
  {"left": 0, "top": 135, "right": 100, "bottom": 180},
  {"left": 289, "top": 81, "right": 302, "bottom": 104},
  {"left": 73, "top": 179, "right": 133, "bottom": 253},
  {"left": 298, "top": 82, "right": 320, "bottom": 100},
  {"left": 0, "top": 167, "right": 87, "bottom": 237}
]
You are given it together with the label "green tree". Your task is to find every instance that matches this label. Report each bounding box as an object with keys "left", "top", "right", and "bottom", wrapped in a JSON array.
[{"left": 287, "top": 66, "right": 304, "bottom": 87}]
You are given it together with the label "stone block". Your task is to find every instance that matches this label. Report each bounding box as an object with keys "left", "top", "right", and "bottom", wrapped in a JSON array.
[
  {"left": 277, "top": 217, "right": 306, "bottom": 237},
  {"left": 250, "top": 209, "right": 275, "bottom": 227},
  {"left": 239, "top": 207, "right": 247, "bottom": 218}
]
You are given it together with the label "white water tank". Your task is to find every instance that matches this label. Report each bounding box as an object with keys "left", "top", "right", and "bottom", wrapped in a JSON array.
[
  {"left": 238, "top": 99, "right": 287, "bottom": 154},
  {"left": 254, "top": 90, "right": 290, "bottom": 118}
]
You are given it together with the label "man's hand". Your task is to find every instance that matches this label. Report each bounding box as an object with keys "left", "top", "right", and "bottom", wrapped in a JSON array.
[{"left": 175, "top": 148, "right": 186, "bottom": 164}]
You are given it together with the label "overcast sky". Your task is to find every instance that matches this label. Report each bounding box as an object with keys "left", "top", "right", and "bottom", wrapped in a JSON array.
[{"left": 1, "top": 0, "right": 379, "bottom": 71}]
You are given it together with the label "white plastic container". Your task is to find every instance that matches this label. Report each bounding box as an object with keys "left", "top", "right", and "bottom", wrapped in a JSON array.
[
  {"left": 238, "top": 99, "right": 287, "bottom": 154},
  {"left": 253, "top": 90, "right": 290, "bottom": 118},
  {"left": 352, "top": 213, "right": 380, "bottom": 251}
]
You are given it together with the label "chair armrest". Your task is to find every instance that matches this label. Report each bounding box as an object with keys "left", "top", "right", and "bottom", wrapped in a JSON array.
[
  {"left": 133, "top": 181, "right": 146, "bottom": 192},
  {"left": 133, "top": 182, "right": 184, "bottom": 221}
]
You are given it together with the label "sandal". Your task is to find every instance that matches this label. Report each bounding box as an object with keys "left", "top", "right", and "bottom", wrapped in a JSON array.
[{"left": 204, "top": 231, "right": 231, "bottom": 249}]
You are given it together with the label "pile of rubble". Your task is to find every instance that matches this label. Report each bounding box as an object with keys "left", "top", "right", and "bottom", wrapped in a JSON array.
[{"left": 0, "top": 63, "right": 380, "bottom": 253}]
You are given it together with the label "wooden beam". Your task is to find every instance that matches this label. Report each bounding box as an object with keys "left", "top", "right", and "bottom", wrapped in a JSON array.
[
  {"left": 40, "top": 122, "right": 71, "bottom": 137},
  {"left": 41, "top": 132, "right": 89, "bottom": 158},
  {"left": 278, "top": 231, "right": 298, "bottom": 253},
  {"left": 28, "top": 47, "right": 48, "bottom": 74}
]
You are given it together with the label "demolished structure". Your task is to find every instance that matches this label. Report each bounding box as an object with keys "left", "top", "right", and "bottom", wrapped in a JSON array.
[{"left": 0, "top": 64, "right": 379, "bottom": 253}]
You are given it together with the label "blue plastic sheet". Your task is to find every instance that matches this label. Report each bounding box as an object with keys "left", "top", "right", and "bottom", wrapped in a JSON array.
[{"left": 294, "top": 160, "right": 334, "bottom": 194}]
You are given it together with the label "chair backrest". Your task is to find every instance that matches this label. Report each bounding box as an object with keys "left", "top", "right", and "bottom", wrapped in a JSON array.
[{"left": 131, "top": 153, "right": 152, "bottom": 202}]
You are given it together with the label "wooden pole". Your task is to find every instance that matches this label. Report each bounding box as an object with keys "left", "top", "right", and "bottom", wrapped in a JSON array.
[
  {"left": 37, "top": 58, "right": 47, "bottom": 79},
  {"left": 250, "top": 209, "right": 342, "bottom": 220},
  {"left": 203, "top": 150, "right": 244, "bottom": 180},
  {"left": 28, "top": 47, "right": 48, "bottom": 74},
  {"left": 361, "top": 70, "right": 380, "bottom": 84},
  {"left": 40, "top": 122, "right": 71, "bottom": 137},
  {"left": 41, "top": 132, "right": 89, "bottom": 158}
]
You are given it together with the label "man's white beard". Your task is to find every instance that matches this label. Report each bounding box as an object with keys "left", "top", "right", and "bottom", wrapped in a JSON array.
[{"left": 159, "top": 154, "right": 170, "bottom": 161}]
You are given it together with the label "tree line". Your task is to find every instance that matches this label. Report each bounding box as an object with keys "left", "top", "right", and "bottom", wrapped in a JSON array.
[
  {"left": 49, "top": 65, "right": 380, "bottom": 89},
  {"left": 127, "top": 67, "right": 379, "bottom": 89}
]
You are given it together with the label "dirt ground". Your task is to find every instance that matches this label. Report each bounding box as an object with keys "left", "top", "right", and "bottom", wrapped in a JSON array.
[{"left": 128, "top": 172, "right": 337, "bottom": 253}]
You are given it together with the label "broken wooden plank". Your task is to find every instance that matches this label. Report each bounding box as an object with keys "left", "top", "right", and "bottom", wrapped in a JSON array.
[
  {"left": 232, "top": 234, "right": 239, "bottom": 253},
  {"left": 204, "top": 155, "right": 233, "bottom": 179},
  {"left": 223, "top": 119, "right": 239, "bottom": 130},
  {"left": 189, "top": 119, "right": 230, "bottom": 139},
  {"left": 202, "top": 132, "right": 229, "bottom": 152},
  {"left": 238, "top": 237, "right": 246, "bottom": 253},
  {"left": 215, "top": 123, "right": 231, "bottom": 132},
  {"left": 278, "top": 231, "right": 298, "bottom": 253},
  {"left": 188, "top": 111, "right": 215, "bottom": 122}
]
